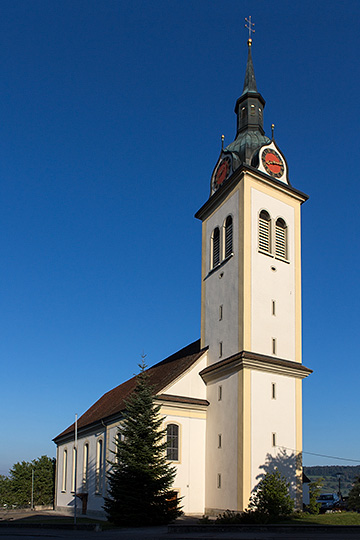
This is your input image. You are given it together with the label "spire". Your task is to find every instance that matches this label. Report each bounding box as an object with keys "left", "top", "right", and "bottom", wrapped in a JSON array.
[{"left": 242, "top": 39, "right": 258, "bottom": 95}]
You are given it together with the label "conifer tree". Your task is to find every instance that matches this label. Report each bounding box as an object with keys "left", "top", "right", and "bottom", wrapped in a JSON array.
[{"left": 104, "top": 358, "right": 181, "bottom": 526}]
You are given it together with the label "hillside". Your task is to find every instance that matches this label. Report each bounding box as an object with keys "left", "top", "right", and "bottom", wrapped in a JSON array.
[{"left": 304, "top": 465, "right": 360, "bottom": 497}]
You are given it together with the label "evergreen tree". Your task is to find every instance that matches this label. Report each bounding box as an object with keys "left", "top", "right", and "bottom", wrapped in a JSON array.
[
  {"left": 248, "top": 470, "right": 294, "bottom": 520},
  {"left": 348, "top": 477, "right": 360, "bottom": 512},
  {"left": 104, "top": 358, "right": 181, "bottom": 526}
]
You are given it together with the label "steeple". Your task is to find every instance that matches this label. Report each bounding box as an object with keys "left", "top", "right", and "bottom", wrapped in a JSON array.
[{"left": 224, "top": 39, "right": 270, "bottom": 166}]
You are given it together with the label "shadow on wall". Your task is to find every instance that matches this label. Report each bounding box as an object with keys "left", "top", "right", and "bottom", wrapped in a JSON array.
[{"left": 254, "top": 448, "right": 302, "bottom": 500}]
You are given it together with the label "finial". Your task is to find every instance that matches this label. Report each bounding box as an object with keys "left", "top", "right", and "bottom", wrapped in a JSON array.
[
  {"left": 245, "top": 16, "right": 255, "bottom": 44},
  {"left": 271, "top": 124, "right": 275, "bottom": 139},
  {"left": 221, "top": 134, "right": 225, "bottom": 150}
]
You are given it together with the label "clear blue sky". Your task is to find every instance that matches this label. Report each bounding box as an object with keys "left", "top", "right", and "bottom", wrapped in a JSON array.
[{"left": 1, "top": 0, "right": 359, "bottom": 475}]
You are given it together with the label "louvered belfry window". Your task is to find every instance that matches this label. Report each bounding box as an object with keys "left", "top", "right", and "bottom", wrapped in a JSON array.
[
  {"left": 275, "top": 218, "right": 287, "bottom": 259},
  {"left": 258, "top": 210, "right": 271, "bottom": 254},
  {"left": 224, "top": 215, "right": 233, "bottom": 258},
  {"left": 212, "top": 227, "right": 220, "bottom": 267}
]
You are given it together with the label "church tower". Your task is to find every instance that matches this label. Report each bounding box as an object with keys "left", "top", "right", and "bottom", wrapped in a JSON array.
[{"left": 196, "top": 38, "right": 312, "bottom": 514}]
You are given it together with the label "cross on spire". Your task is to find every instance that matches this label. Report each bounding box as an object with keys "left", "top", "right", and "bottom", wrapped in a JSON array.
[{"left": 245, "top": 16, "right": 255, "bottom": 43}]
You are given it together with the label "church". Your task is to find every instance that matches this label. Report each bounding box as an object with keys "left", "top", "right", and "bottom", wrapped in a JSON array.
[{"left": 53, "top": 36, "right": 312, "bottom": 517}]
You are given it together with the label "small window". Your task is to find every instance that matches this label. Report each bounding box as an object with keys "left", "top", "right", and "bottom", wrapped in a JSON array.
[
  {"left": 272, "top": 433, "right": 277, "bottom": 447},
  {"left": 259, "top": 210, "right": 271, "bottom": 254},
  {"left": 272, "top": 383, "right": 276, "bottom": 400},
  {"left": 219, "top": 341, "right": 223, "bottom": 358},
  {"left": 83, "top": 443, "right": 89, "bottom": 488},
  {"left": 224, "top": 215, "right": 233, "bottom": 258},
  {"left": 217, "top": 473, "right": 222, "bottom": 488},
  {"left": 219, "top": 305, "right": 223, "bottom": 321},
  {"left": 62, "top": 449, "right": 67, "bottom": 492},
  {"left": 167, "top": 424, "right": 179, "bottom": 461},
  {"left": 218, "top": 385, "right": 222, "bottom": 401},
  {"left": 275, "top": 218, "right": 287, "bottom": 259},
  {"left": 272, "top": 338, "right": 277, "bottom": 355},
  {"left": 96, "top": 439, "right": 103, "bottom": 493},
  {"left": 212, "top": 227, "right": 220, "bottom": 268},
  {"left": 250, "top": 104, "right": 255, "bottom": 116},
  {"left": 218, "top": 434, "right": 222, "bottom": 448},
  {"left": 272, "top": 300, "right": 276, "bottom": 316}
]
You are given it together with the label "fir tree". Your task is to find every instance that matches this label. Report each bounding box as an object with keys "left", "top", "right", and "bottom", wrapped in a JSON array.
[{"left": 104, "top": 357, "right": 181, "bottom": 526}]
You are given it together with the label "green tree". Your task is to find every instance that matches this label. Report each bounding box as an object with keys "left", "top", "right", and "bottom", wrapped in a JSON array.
[
  {"left": 104, "top": 358, "right": 181, "bottom": 526},
  {"left": 248, "top": 470, "right": 294, "bottom": 520},
  {"left": 0, "top": 475, "right": 13, "bottom": 506},
  {"left": 307, "top": 477, "right": 323, "bottom": 514},
  {"left": 6, "top": 456, "right": 55, "bottom": 507},
  {"left": 348, "top": 477, "right": 360, "bottom": 512}
]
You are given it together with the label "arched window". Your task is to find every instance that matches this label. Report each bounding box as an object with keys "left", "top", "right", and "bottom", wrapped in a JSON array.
[
  {"left": 83, "top": 443, "right": 89, "bottom": 489},
  {"left": 275, "top": 218, "right": 287, "bottom": 259},
  {"left": 71, "top": 447, "right": 77, "bottom": 493},
  {"left": 96, "top": 439, "right": 103, "bottom": 493},
  {"left": 212, "top": 227, "right": 220, "bottom": 268},
  {"left": 62, "top": 449, "right": 67, "bottom": 492},
  {"left": 224, "top": 215, "right": 233, "bottom": 258},
  {"left": 166, "top": 424, "right": 179, "bottom": 461},
  {"left": 258, "top": 210, "right": 271, "bottom": 254}
]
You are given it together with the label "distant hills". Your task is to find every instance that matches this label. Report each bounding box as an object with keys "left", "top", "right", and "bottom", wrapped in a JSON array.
[{"left": 304, "top": 465, "right": 360, "bottom": 496}]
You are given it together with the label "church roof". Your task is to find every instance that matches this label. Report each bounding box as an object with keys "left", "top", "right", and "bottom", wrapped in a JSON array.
[{"left": 54, "top": 339, "right": 205, "bottom": 442}]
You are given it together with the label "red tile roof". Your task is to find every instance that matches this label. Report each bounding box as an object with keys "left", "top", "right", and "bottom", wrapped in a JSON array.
[{"left": 54, "top": 339, "right": 205, "bottom": 442}]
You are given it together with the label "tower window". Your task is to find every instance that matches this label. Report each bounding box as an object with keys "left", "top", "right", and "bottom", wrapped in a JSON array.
[
  {"left": 211, "top": 227, "right": 220, "bottom": 268},
  {"left": 275, "top": 218, "right": 288, "bottom": 259},
  {"left": 272, "top": 338, "right": 277, "bottom": 355},
  {"left": 219, "top": 305, "right": 223, "bottom": 321},
  {"left": 272, "top": 383, "right": 276, "bottom": 399},
  {"left": 167, "top": 424, "right": 179, "bottom": 461},
  {"left": 218, "top": 434, "right": 222, "bottom": 448},
  {"left": 258, "top": 210, "right": 271, "bottom": 254},
  {"left": 272, "top": 300, "right": 276, "bottom": 316},
  {"left": 250, "top": 104, "right": 255, "bottom": 116},
  {"left": 224, "top": 215, "right": 233, "bottom": 258},
  {"left": 218, "top": 385, "right": 222, "bottom": 401},
  {"left": 272, "top": 433, "right": 277, "bottom": 447},
  {"left": 217, "top": 473, "right": 222, "bottom": 488}
]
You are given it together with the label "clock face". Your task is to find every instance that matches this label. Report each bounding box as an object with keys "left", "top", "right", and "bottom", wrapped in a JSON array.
[
  {"left": 214, "top": 156, "right": 232, "bottom": 187},
  {"left": 261, "top": 148, "right": 285, "bottom": 179}
]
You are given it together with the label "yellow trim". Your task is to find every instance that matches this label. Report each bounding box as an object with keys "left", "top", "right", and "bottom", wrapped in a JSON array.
[
  {"left": 295, "top": 378, "right": 303, "bottom": 509},
  {"left": 237, "top": 368, "right": 251, "bottom": 511},
  {"left": 160, "top": 407, "right": 206, "bottom": 419}
]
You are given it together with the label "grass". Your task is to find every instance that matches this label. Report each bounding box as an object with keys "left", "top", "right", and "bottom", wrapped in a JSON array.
[{"left": 288, "top": 512, "right": 360, "bottom": 526}]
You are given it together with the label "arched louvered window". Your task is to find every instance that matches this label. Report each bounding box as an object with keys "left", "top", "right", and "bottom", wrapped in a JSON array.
[
  {"left": 224, "top": 215, "right": 233, "bottom": 258},
  {"left": 275, "top": 218, "right": 287, "bottom": 259},
  {"left": 167, "top": 424, "right": 179, "bottom": 461},
  {"left": 212, "top": 227, "right": 220, "bottom": 268},
  {"left": 258, "top": 210, "right": 271, "bottom": 254}
]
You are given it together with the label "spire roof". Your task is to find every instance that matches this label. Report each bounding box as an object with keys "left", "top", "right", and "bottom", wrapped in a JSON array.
[{"left": 242, "top": 39, "right": 258, "bottom": 95}]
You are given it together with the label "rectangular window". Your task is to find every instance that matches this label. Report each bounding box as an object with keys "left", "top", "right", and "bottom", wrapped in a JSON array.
[
  {"left": 219, "top": 305, "right": 223, "bottom": 321},
  {"left": 272, "top": 300, "right": 276, "bottom": 316},
  {"left": 218, "top": 434, "right": 222, "bottom": 448},
  {"left": 218, "top": 385, "right": 222, "bottom": 401},
  {"left": 272, "top": 383, "right": 276, "bottom": 400},
  {"left": 217, "top": 473, "right": 222, "bottom": 489},
  {"left": 272, "top": 338, "right": 276, "bottom": 355},
  {"left": 272, "top": 433, "right": 276, "bottom": 447},
  {"left": 219, "top": 341, "right": 223, "bottom": 358},
  {"left": 62, "top": 449, "right": 67, "bottom": 492}
]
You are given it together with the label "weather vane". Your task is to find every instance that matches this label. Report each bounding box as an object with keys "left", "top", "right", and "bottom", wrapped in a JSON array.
[{"left": 245, "top": 16, "right": 255, "bottom": 43}]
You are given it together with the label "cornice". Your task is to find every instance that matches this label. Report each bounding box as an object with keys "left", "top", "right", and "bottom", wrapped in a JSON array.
[
  {"left": 195, "top": 165, "right": 309, "bottom": 222},
  {"left": 200, "top": 350, "right": 312, "bottom": 384}
]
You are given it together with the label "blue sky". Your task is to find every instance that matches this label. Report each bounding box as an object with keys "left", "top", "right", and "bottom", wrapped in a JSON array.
[{"left": 1, "top": 0, "right": 360, "bottom": 475}]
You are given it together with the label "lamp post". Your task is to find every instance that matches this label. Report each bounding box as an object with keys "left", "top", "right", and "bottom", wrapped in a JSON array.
[{"left": 337, "top": 473, "right": 343, "bottom": 501}]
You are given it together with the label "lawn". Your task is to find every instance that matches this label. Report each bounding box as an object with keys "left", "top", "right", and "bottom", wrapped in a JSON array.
[{"left": 289, "top": 512, "right": 360, "bottom": 526}]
